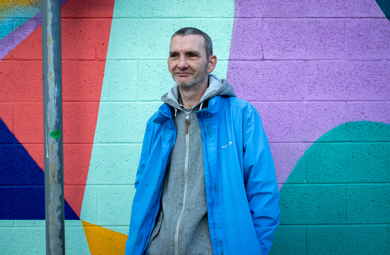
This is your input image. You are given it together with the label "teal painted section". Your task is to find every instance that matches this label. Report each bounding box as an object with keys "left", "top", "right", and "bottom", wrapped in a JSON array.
[
  {"left": 0, "top": 19, "right": 13, "bottom": 42},
  {"left": 0, "top": 220, "right": 89, "bottom": 255},
  {"left": 80, "top": 0, "right": 234, "bottom": 234},
  {"left": 376, "top": 0, "right": 390, "bottom": 20},
  {"left": 270, "top": 121, "right": 390, "bottom": 254}
]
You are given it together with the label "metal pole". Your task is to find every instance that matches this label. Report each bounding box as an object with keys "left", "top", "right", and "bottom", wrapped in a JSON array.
[{"left": 42, "top": 0, "right": 65, "bottom": 254}]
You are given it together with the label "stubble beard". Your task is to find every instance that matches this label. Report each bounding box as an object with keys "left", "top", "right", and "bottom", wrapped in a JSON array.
[{"left": 175, "top": 64, "right": 209, "bottom": 92}]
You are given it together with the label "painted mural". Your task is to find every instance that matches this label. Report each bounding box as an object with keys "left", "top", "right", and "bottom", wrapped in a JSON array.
[{"left": 0, "top": 0, "right": 389, "bottom": 253}]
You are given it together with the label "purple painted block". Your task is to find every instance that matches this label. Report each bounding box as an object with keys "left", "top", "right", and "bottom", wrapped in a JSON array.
[
  {"left": 269, "top": 142, "right": 309, "bottom": 184},
  {"left": 263, "top": 19, "right": 344, "bottom": 59},
  {"left": 306, "top": 61, "right": 390, "bottom": 100},
  {"left": 346, "top": 102, "right": 390, "bottom": 123},
  {"left": 234, "top": 0, "right": 304, "bottom": 17},
  {"left": 0, "top": 33, "right": 13, "bottom": 60},
  {"left": 306, "top": 0, "right": 385, "bottom": 17},
  {"left": 228, "top": 61, "right": 305, "bottom": 101},
  {"left": 253, "top": 102, "right": 306, "bottom": 142},
  {"left": 304, "top": 102, "right": 347, "bottom": 142},
  {"left": 346, "top": 19, "right": 390, "bottom": 60},
  {"left": 228, "top": 18, "right": 262, "bottom": 60}
]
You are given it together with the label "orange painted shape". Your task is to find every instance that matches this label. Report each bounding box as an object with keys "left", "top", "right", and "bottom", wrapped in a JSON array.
[{"left": 81, "top": 220, "right": 128, "bottom": 255}]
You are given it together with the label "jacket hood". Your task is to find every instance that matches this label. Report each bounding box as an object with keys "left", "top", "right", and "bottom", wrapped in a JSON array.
[{"left": 161, "top": 73, "right": 236, "bottom": 111}]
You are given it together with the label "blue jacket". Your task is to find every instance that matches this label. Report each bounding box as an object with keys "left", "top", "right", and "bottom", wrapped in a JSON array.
[{"left": 125, "top": 95, "right": 280, "bottom": 255}]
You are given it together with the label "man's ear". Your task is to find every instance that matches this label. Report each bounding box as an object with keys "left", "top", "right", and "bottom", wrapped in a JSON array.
[{"left": 207, "top": 55, "right": 217, "bottom": 73}]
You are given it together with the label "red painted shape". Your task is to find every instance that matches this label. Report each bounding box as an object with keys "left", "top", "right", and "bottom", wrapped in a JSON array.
[{"left": 0, "top": 0, "right": 115, "bottom": 217}]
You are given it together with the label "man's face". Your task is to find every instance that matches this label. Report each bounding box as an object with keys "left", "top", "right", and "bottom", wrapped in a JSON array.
[{"left": 168, "top": 35, "right": 211, "bottom": 88}]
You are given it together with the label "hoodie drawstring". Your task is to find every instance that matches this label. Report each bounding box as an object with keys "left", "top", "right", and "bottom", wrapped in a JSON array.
[
  {"left": 174, "top": 108, "right": 177, "bottom": 117},
  {"left": 199, "top": 102, "right": 204, "bottom": 111}
]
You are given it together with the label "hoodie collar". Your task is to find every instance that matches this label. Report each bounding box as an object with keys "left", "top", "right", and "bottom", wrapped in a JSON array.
[{"left": 161, "top": 73, "right": 236, "bottom": 111}]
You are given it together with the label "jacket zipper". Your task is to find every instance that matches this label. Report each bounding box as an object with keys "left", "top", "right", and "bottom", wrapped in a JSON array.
[{"left": 175, "top": 111, "right": 190, "bottom": 255}]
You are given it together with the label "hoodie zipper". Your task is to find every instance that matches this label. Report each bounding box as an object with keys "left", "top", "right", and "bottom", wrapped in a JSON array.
[{"left": 174, "top": 111, "right": 190, "bottom": 255}]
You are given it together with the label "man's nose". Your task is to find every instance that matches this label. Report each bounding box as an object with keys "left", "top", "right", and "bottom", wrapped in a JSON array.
[{"left": 178, "top": 56, "right": 188, "bottom": 69}]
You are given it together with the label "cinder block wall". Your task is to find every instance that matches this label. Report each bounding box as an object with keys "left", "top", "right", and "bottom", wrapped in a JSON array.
[{"left": 0, "top": 0, "right": 389, "bottom": 254}]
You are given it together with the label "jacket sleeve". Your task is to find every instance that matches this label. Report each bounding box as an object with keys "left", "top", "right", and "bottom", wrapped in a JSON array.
[
  {"left": 134, "top": 120, "right": 153, "bottom": 190},
  {"left": 243, "top": 107, "right": 280, "bottom": 255}
]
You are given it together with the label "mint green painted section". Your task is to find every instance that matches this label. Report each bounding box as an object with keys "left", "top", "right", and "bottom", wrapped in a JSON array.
[
  {"left": 99, "top": 61, "right": 138, "bottom": 102},
  {"left": 0, "top": 220, "right": 89, "bottom": 255},
  {"left": 65, "top": 220, "right": 90, "bottom": 255},
  {"left": 82, "top": 0, "right": 234, "bottom": 233},
  {"left": 139, "top": 0, "right": 234, "bottom": 17},
  {"left": 270, "top": 122, "right": 390, "bottom": 254}
]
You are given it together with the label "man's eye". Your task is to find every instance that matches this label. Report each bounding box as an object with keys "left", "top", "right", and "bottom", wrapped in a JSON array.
[{"left": 170, "top": 53, "right": 178, "bottom": 58}]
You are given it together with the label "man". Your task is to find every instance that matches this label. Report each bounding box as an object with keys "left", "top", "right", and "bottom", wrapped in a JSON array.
[{"left": 125, "top": 27, "right": 280, "bottom": 255}]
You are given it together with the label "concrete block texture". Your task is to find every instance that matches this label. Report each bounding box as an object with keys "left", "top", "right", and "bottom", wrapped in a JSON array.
[
  {"left": 263, "top": 19, "right": 344, "bottom": 59},
  {"left": 269, "top": 143, "right": 309, "bottom": 184},
  {"left": 97, "top": 185, "right": 135, "bottom": 228},
  {"left": 305, "top": 142, "right": 390, "bottom": 183},
  {"left": 306, "top": 0, "right": 385, "bottom": 17},
  {"left": 139, "top": 0, "right": 234, "bottom": 17},
  {"left": 138, "top": 60, "right": 174, "bottom": 101},
  {"left": 279, "top": 184, "right": 346, "bottom": 224},
  {"left": 347, "top": 185, "right": 390, "bottom": 223},
  {"left": 107, "top": 18, "right": 233, "bottom": 60},
  {"left": 306, "top": 60, "right": 390, "bottom": 100},
  {"left": 0, "top": 104, "right": 13, "bottom": 135},
  {"left": 13, "top": 103, "right": 42, "bottom": 144},
  {"left": 228, "top": 61, "right": 305, "bottom": 101},
  {"left": 307, "top": 226, "right": 389, "bottom": 255},
  {"left": 346, "top": 19, "right": 390, "bottom": 60},
  {"left": 269, "top": 226, "right": 306, "bottom": 255},
  {"left": 95, "top": 102, "right": 160, "bottom": 143},
  {"left": 63, "top": 61, "right": 107, "bottom": 102},
  {"left": 0, "top": 61, "right": 42, "bottom": 102},
  {"left": 253, "top": 102, "right": 306, "bottom": 142},
  {"left": 100, "top": 60, "right": 138, "bottom": 102},
  {"left": 228, "top": 19, "right": 263, "bottom": 60},
  {"left": 63, "top": 102, "right": 100, "bottom": 144},
  {"left": 12, "top": 18, "right": 42, "bottom": 60},
  {"left": 86, "top": 144, "right": 139, "bottom": 185},
  {"left": 234, "top": 0, "right": 304, "bottom": 17}
]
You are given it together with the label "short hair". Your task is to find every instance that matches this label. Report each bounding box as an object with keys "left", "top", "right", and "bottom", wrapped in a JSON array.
[{"left": 171, "top": 27, "right": 213, "bottom": 59}]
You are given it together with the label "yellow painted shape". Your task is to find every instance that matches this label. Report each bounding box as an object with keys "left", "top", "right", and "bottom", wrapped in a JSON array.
[
  {"left": 0, "top": 0, "right": 39, "bottom": 9},
  {"left": 81, "top": 220, "right": 128, "bottom": 255}
]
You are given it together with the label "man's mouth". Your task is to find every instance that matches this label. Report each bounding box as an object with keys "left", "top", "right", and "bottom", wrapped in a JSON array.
[{"left": 175, "top": 73, "right": 192, "bottom": 76}]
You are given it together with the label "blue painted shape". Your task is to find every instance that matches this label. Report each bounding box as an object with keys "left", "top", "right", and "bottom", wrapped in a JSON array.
[
  {"left": 0, "top": 118, "right": 79, "bottom": 220},
  {"left": 0, "top": 118, "right": 12, "bottom": 144}
]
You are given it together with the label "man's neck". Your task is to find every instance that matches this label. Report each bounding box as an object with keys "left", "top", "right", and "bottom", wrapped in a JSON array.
[{"left": 179, "top": 77, "right": 209, "bottom": 109}]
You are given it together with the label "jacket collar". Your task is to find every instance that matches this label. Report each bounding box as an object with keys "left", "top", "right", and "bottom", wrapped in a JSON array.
[{"left": 152, "top": 95, "right": 224, "bottom": 125}]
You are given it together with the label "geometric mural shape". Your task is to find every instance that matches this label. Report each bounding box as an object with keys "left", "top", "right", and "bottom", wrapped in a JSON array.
[
  {"left": 0, "top": 118, "right": 79, "bottom": 220},
  {"left": 81, "top": 220, "right": 127, "bottom": 255},
  {"left": 376, "top": 0, "right": 390, "bottom": 20},
  {"left": 0, "top": 0, "right": 116, "bottom": 218},
  {"left": 271, "top": 121, "right": 390, "bottom": 254}
]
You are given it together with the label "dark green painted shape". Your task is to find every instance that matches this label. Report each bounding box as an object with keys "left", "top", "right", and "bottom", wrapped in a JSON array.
[
  {"left": 347, "top": 185, "right": 390, "bottom": 223},
  {"left": 271, "top": 227, "right": 305, "bottom": 255},
  {"left": 376, "top": 0, "right": 390, "bottom": 20},
  {"left": 270, "top": 122, "right": 390, "bottom": 255},
  {"left": 307, "top": 226, "right": 389, "bottom": 255},
  {"left": 279, "top": 185, "right": 346, "bottom": 224}
]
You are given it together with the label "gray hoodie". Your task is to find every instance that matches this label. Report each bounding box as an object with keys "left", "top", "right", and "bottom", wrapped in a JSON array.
[{"left": 147, "top": 74, "right": 236, "bottom": 255}]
